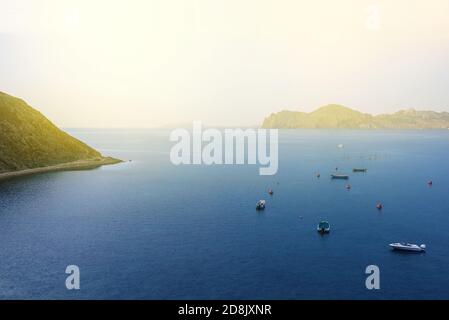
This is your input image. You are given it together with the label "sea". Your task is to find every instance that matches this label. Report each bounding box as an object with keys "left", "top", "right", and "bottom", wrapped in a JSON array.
[{"left": 1, "top": 129, "right": 449, "bottom": 299}]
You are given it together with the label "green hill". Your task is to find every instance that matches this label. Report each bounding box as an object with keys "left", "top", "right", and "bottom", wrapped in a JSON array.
[
  {"left": 0, "top": 91, "right": 120, "bottom": 174},
  {"left": 262, "top": 104, "right": 449, "bottom": 129}
]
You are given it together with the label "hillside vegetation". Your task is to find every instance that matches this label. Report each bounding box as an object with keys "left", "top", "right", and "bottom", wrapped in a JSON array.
[
  {"left": 0, "top": 91, "right": 118, "bottom": 173},
  {"left": 262, "top": 104, "right": 449, "bottom": 129}
]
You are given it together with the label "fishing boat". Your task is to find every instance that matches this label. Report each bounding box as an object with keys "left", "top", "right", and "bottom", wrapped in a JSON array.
[
  {"left": 268, "top": 188, "right": 273, "bottom": 195},
  {"left": 331, "top": 173, "right": 349, "bottom": 179},
  {"left": 353, "top": 168, "right": 367, "bottom": 172},
  {"left": 389, "top": 243, "right": 426, "bottom": 252},
  {"left": 256, "top": 200, "right": 266, "bottom": 211},
  {"left": 317, "top": 221, "right": 330, "bottom": 233}
]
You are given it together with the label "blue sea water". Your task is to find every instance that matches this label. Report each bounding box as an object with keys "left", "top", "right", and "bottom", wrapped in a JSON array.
[{"left": 1, "top": 129, "right": 449, "bottom": 299}]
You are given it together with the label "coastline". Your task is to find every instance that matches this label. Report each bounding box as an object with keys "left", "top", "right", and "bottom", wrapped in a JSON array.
[{"left": 0, "top": 157, "right": 123, "bottom": 181}]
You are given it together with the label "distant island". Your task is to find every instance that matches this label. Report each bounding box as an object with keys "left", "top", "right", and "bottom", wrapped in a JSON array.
[
  {"left": 0, "top": 91, "right": 121, "bottom": 180},
  {"left": 262, "top": 104, "right": 449, "bottom": 129}
]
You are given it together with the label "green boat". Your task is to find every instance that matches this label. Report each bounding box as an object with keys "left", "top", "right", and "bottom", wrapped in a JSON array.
[
  {"left": 353, "top": 168, "right": 367, "bottom": 172},
  {"left": 317, "top": 221, "right": 330, "bottom": 233}
]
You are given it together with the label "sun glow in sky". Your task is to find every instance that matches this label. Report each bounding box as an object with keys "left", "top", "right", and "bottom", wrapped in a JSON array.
[{"left": 1, "top": 0, "right": 449, "bottom": 127}]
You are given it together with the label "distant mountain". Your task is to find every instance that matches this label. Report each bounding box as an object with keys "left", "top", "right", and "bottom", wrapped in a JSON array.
[
  {"left": 262, "top": 104, "right": 449, "bottom": 129},
  {"left": 0, "top": 91, "right": 120, "bottom": 174}
]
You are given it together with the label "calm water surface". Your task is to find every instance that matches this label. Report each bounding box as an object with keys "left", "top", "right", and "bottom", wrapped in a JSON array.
[{"left": 1, "top": 129, "right": 448, "bottom": 299}]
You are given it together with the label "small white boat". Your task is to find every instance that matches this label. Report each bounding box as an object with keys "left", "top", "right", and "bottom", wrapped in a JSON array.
[
  {"left": 256, "top": 200, "right": 266, "bottom": 211},
  {"left": 389, "top": 243, "right": 426, "bottom": 252}
]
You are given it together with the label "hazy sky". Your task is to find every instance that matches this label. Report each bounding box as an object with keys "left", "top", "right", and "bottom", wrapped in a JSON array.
[{"left": 1, "top": 0, "right": 449, "bottom": 127}]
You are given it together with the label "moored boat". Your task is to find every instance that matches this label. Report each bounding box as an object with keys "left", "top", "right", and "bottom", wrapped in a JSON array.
[
  {"left": 256, "top": 200, "right": 266, "bottom": 210},
  {"left": 317, "top": 221, "right": 330, "bottom": 233},
  {"left": 353, "top": 168, "right": 367, "bottom": 172},
  {"left": 331, "top": 173, "right": 349, "bottom": 179},
  {"left": 389, "top": 243, "right": 426, "bottom": 252}
]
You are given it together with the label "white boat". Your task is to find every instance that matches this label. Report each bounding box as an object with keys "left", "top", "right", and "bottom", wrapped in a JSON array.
[
  {"left": 389, "top": 243, "right": 426, "bottom": 252},
  {"left": 256, "top": 200, "right": 266, "bottom": 210},
  {"left": 317, "top": 221, "right": 330, "bottom": 233}
]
